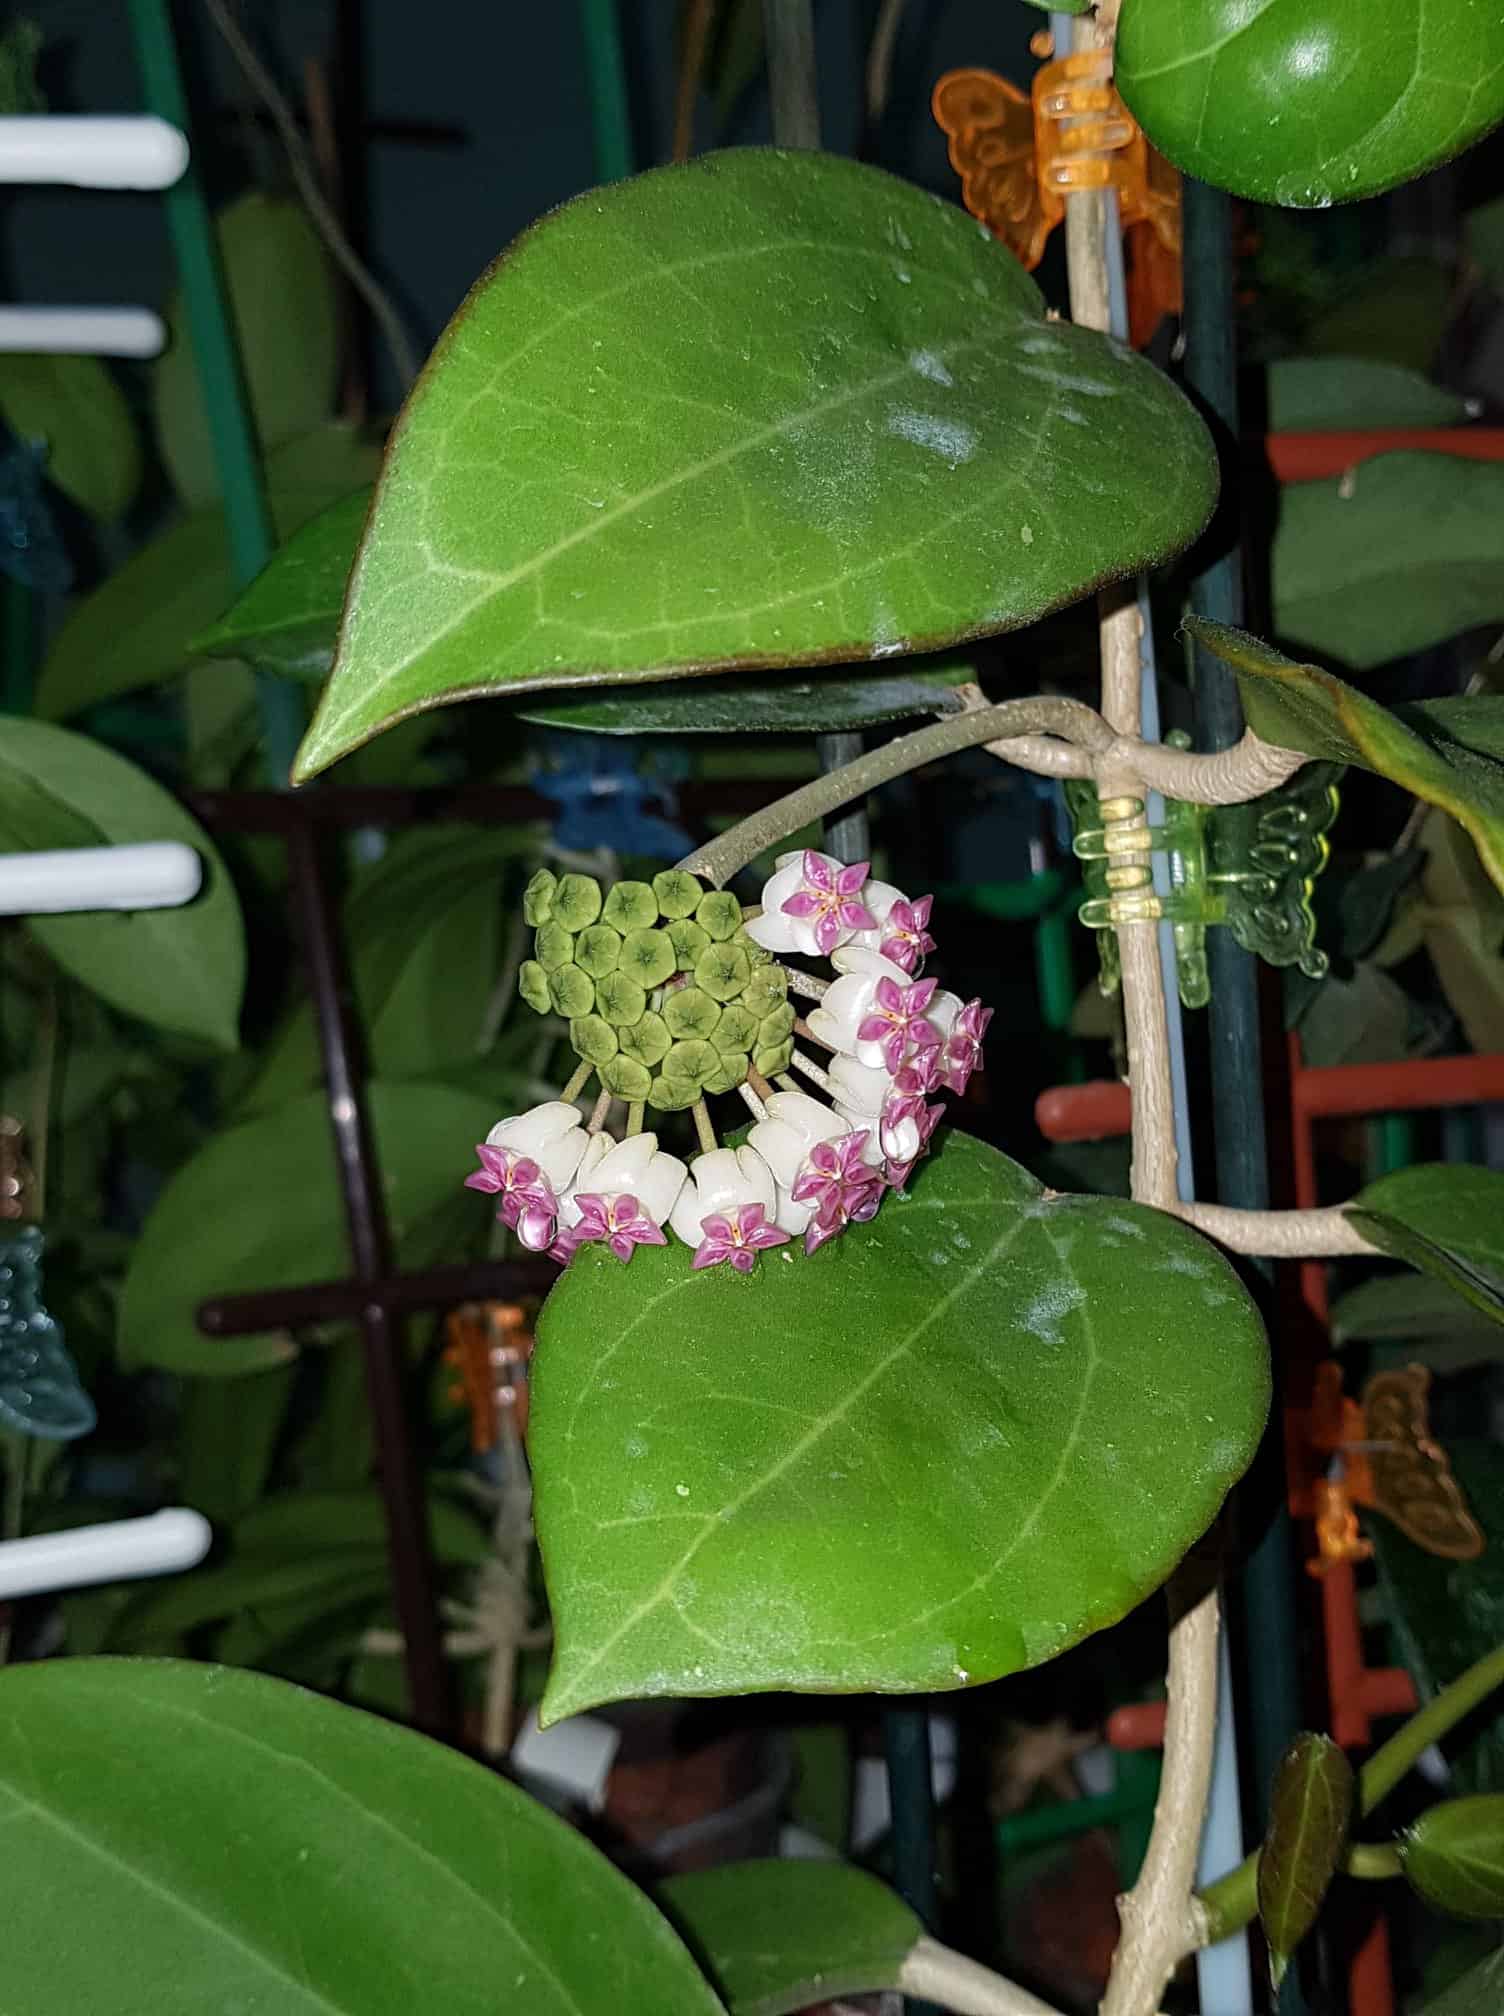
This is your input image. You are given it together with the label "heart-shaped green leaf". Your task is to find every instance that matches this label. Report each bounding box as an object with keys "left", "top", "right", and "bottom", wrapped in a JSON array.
[
  {"left": 1272, "top": 454, "right": 1504, "bottom": 670},
  {"left": 293, "top": 149, "right": 1216, "bottom": 779},
  {"left": 1347, "top": 1165, "right": 1504, "bottom": 1331},
  {"left": 1330, "top": 1273, "right": 1504, "bottom": 1351},
  {"left": 0, "top": 352, "right": 141, "bottom": 521},
  {"left": 35, "top": 424, "right": 381, "bottom": 721},
  {"left": 520, "top": 662, "right": 968, "bottom": 733},
  {"left": 118, "top": 1080, "right": 499, "bottom": 1376},
  {"left": 1420, "top": 1946, "right": 1504, "bottom": 2014},
  {"left": 0, "top": 1659, "right": 726, "bottom": 2016},
  {"left": 1404, "top": 1795, "right": 1504, "bottom": 1918},
  {"left": 1257, "top": 1734, "right": 1354, "bottom": 1988},
  {"left": 531, "top": 1129, "right": 1267, "bottom": 1723},
  {"left": 0, "top": 718, "right": 244, "bottom": 1050},
  {"left": 1188, "top": 618, "right": 1504, "bottom": 897},
  {"left": 661, "top": 1861, "right": 922, "bottom": 2016},
  {"left": 1117, "top": 0, "right": 1504, "bottom": 207},
  {"left": 193, "top": 488, "right": 372, "bottom": 679}
]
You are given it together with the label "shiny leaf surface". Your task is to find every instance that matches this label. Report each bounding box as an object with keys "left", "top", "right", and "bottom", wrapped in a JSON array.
[
  {"left": 1266, "top": 357, "right": 1475, "bottom": 432},
  {"left": 1272, "top": 454, "right": 1504, "bottom": 670},
  {"left": 1404, "top": 1796, "right": 1504, "bottom": 1918},
  {"left": 0, "top": 1659, "right": 725, "bottom": 2015},
  {"left": 194, "top": 489, "right": 371, "bottom": 680},
  {"left": 661, "top": 1862, "right": 921, "bottom": 2016},
  {"left": 1420, "top": 1947, "right": 1504, "bottom": 2014},
  {"left": 1189, "top": 619, "right": 1504, "bottom": 896},
  {"left": 520, "top": 662, "right": 968, "bottom": 733},
  {"left": 532, "top": 1129, "right": 1267, "bottom": 1721},
  {"left": 1117, "top": 0, "right": 1504, "bottom": 207},
  {"left": 1257, "top": 1734, "right": 1354, "bottom": 1987},
  {"left": 1348, "top": 1165, "right": 1504, "bottom": 1331},
  {"left": 294, "top": 149, "right": 1216, "bottom": 778}
]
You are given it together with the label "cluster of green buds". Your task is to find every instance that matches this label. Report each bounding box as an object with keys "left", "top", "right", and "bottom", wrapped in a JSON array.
[{"left": 517, "top": 868, "right": 796, "bottom": 1110}]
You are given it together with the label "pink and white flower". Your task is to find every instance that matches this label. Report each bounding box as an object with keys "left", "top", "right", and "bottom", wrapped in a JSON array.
[
  {"left": 465, "top": 1143, "right": 558, "bottom": 1252},
  {"left": 856, "top": 975, "right": 942, "bottom": 1074},
  {"left": 570, "top": 1192, "right": 668, "bottom": 1264},
  {"left": 938, "top": 998, "right": 994, "bottom": 1095},
  {"left": 691, "top": 1203, "right": 790, "bottom": 1273},
  {"left": 484, "top": 1100, "right": 589, "bottom": 1192},
  {"left": 748, "top": 1089, "right": 859, "bottom": 1235},
  {"left": 669, "top": 1145, "right": 777, "bottom": 1248},
  {"left": 875, "top": 894, "right": 936, "bottom": 973},
  {"left": 744, "top": 849, "right": 877, "bottom": 957},
  {"left": 790, "top": 1132, "right": 885, "bottom": 1254},
  {"left": 557, "top": 1131, "right": 688, "bottom": 1236}
]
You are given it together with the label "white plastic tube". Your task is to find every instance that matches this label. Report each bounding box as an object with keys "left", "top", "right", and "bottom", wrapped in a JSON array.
[
  {"left": 0, "top": 116, "right": 188, "bottom": 190},
  {"left": 0, "top": 1509, "right": 211, "bottom": 1600},
  {"left": 0, "top": 843, "right": 202, "bottom": 917},
  {"left": 0, "top": 306, "right": 167, "bottom": 357}
]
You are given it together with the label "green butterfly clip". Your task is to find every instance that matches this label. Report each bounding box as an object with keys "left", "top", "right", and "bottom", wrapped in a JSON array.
[{"left": 1065, "top": 746, "right": 1341, "bottom": 1008}]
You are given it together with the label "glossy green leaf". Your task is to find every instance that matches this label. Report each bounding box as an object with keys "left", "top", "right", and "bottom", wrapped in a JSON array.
[
  {"left": 1420, "top": 1947, "right": 1504, "bottom": 2014},
  {"left": 35, "top": 424, "right": 382, "bottom": 720},
  {"left": 532, "top": 1128, "right": 1267, "bottom": 1722},
  {"left": 1267, "top": 357, "right": 1474, "bottom": 432},
  {"left": 661, "top": 1861, "right": 921, "bottom": 2016},
  {"left": 0, "top": 1659, "right": 726, "bottom": 2016},
  {"left": 1189, "top": 619, "right": 1504, "bottom": 897},
  {"left": 155, "top": 193, "right": 338, "bottom": 509},
  {"left": 294, "top": 149, "right": 1216, "bottom": 779},
  {"left": 241, "top": 828, "right": 525, "bottom": 1111},
  {"left": 1329, "top": 1273, "right": 1504, "bottom": 1351},
  {"left": 1272, "top": 454, "right": 1504, "bottom": 670},
  {"left": 1404, "top": 1796, "right": 1504, "bottom": 1919},
  {"left": 106, "top": 1549, "right": 391, "bottom": 1651},
  {"left": 1257, "top": 1734, "right": 1354, "bottom": 1987},
  {"left": 193, "top": 488, "right": 372, "bottom": 679},
  {"left": 0, "top": 718, "right": 244, "bottom": 1049},
  {"left": 1347, "top": 1165, "right": 1504, "bottom": 1331},
  {"left": 234, "top": 1486, "right": 491, "bottom": 1568},
  {"left": 0, "top": 352, "right": 141, "bottom": 520},
  {"left": 520, "top": 662, "right": 968, "bottom": 733},
  {"left": 118, "top": 1080, "right": 498, "bottom": 1376},
  {"left": 1116, "top": 0, "right": 1504, "bottom": 207}
]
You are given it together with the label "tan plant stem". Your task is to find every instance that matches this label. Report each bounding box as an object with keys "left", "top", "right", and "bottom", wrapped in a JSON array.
[
  {"left": 586, "top": 1090, "right": 612, "bottom": 1134},
  {"left": 1164, "top": 1200, "right": 1378, "bottom": 1258},
  {"left": 625, "top": 1100, "right": 646, "bottom": 1136},
  {"left": 898, "top": 1936, "right": 1063, "bottom": 2016},
  {"left": 737, "top": 1081, "right": 769, "bottom": 1121},
  {"left": 790, "top": 1049, "right": 831, "bottom": 1089},
  {"left": 781, "top": 965, "right": 829, "bottom": 998},
  {"left": 562, "top": 1060, "right": 594, "bottom": 1103},
  {"left": 746, "top": 1066, "right": 775, "bottom": 1102},
  {"left": 675, "top": 698, "right": 1114, "bottom": 886},
  {"left": 691, "top": 1098, "right": 717, "bottom": 1156}
]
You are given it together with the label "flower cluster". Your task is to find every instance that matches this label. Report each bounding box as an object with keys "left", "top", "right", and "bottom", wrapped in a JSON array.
[
  {"left": 515, "top": 868, "right": 794, "bottom": 1108},
  {"left": 469, "top": 851, "right": 991, "bottom": 1274}
]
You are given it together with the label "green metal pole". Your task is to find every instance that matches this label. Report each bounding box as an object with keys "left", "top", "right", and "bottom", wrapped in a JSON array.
[
  {"left": 127, "top": 0, "right": 303, "bottom": 785},
  {"left": 577, "top": 0, "right": 635, "bottom": 184}
]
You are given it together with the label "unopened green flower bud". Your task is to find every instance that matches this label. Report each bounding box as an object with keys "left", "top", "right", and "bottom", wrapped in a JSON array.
[
  {"left": 595, "top": 969, "right": 648, "bottom": 1026},
  {"left": 518, "top": 961, "right": 551, "bottom": 1015},
  {"left": 553, "top": 873, "right": 603, "bottom": 930},
  {"left": 619, "top": 1009, "right": 671, "bottom": 1066},
  {"left": 702, "top": 1051, "right": 749, "bottom": 1096},
  {"left": 523, "top": 868, "right": 557, "bottom": 926},
  {"left": 754, "top": 1038, "right": 794, "bottom": 1078},
  {"left": 570, "top": 1014, "right": 619, "bottom": 1065},
  {"left": 648, "top": 1074, "right": 699, "bottom": 1112},
  {"left": 758, "top": 1002, "right": 796, "bottom": 1045},
  {"left": 619, "top": 927, "right": 677, "bottom": 989},
  {"left": 601, "top": 880, "right": 658, "bottom": 934},
  {"left": 665, "top": 917, "right": 709, "bottom": 968},
  {"left": 666, "top": 1037, "right": 718, "bottom": 1087},
  {"left": 652, "top": 868, "right": 704, "bottom": 920},
  {"left": 713, "top": 1003, "right": 758, "bottom": 1053},
  {"left": 575, "top": 924, "right": 623, "bottom": 979},
  {"left": 695, "top": 941, "right": 750, "bottom": 1002},
  {"left": 535, "top": 921, "right": 575, "bottom": 971},
  {"left": 549, "top": 965, "right": 595, "bottom": 1018},
  {"left": 664, "top": 987, "right": 720, "bottom": 1040},
  {"left": 600, "top": 1053, "right": 652, "bottom": 1100},
  {"left": 696, "top": 890, "right": 743, "bottom": 942}
]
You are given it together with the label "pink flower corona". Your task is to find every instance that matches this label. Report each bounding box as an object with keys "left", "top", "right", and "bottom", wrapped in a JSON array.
[
  {"left": 856, "top": 975, "right": 942, "bottom": 1073},
  {"left": 465, "top": 1144, "right": 558, "bottom": 1252},
  {"left": 570, "top": 1192, "right": 669, "bottom": 1264},
  {"left": 692, "top": 1203, "right": 791, "bottom": 1273},
  {"left": 781, "top": 850, "right": 878, "bottom": 956},
  {"left": 879, "top": 894, "right": 936, "bottom": 975},
  {"left": 790, "top": 1132, "right": 885, "bottom": 1254},
  {"left": 939, "top": 998, "right": 995, "bottom": 1095}
]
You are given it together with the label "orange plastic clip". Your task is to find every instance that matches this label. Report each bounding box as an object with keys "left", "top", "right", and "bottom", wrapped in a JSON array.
[
  {"left": 443, "top": 1300, "right": 534, "bottom": 1451},
  {"left": 931, "top": 49, "right": 1182, "bottom": 347},
  {"left": 1309, "top": 1474, "right": 1374, "bottom": 1578}
]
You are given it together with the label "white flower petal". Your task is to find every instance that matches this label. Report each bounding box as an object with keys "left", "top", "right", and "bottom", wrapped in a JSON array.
[
  {"left": 669, "top": 1145, "right": 776, "bottom": 1245},
  {"left": 743, "top": 909, "right": 803, "bottom": 953},
  {"left": 828, "top": 1055, "right": 892, "bottom": 1114},
  {"left": 830, "top": 945, "right": 909, "bottom": 983},
  {"left": 833, "top": 1102, "right": 887, "bottom": 1164},
  {"left": 488, "top": 1101, "right": 588, "bottom": 1190}
]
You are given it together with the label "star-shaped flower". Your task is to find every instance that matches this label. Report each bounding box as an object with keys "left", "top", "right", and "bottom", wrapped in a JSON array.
[
  {"left": 780, "top": 850, "right": 878, "bottom": 956},
  {"left": 464, "top": 1145, "right": 558, "bottom": 1252},
  {"left": 791, "top": 1131, "right": 885, "bottom": 1253},
  {"left": 879, "top": 894, "right": 936, "bottom": 975},
  {"left": 856, "top": 975, "right": 942, "bottom": 1073},
  {"left": 939, "top": 998, "right": 994, "bottom": 1095},
  {"left": 692, "top": 1203, "right": 791, "bottom": 1273},
  {"left": 569, "top": 1191, "right": 669, "bottom": 1264}
]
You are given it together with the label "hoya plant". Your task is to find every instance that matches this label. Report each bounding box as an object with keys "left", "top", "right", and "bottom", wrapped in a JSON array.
[{"left": 7, "top": 4, "right": 1504, "bottom": 2015}]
